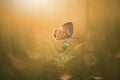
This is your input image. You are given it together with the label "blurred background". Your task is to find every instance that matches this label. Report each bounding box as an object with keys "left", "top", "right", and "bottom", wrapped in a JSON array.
[{"left": 0, "top": 0, "right": 120, "bottom": 80}]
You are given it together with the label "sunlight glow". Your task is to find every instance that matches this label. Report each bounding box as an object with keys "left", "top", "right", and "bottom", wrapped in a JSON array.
[
  {"left": 2, "top": 0, "right": 87, "bottom": 60},
  {"left": 12, "top": 0, "right": 54, "bottom": 12}
]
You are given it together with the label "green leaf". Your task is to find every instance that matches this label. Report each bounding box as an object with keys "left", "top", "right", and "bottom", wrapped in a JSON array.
[
  {"left": 63, "top": 43, "right": 85, "bottom": 64},
  {"left": 64, "top": 56, "right": 75, "bottom": 64},
  {"left": 66, "top": 42, "right": 85, "bottom": 57}
]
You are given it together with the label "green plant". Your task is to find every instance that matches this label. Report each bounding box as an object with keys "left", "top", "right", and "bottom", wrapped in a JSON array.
[{"left": 48, "top": 40, "right": 84, "bottom": 69}]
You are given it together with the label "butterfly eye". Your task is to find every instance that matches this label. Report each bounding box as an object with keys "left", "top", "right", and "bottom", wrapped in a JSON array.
[
  {"left": 53, "top": 33, "right": 56, "bottom": 38},
  {"left": 52, "top": 29, "right": 58, "bottom": 39}
]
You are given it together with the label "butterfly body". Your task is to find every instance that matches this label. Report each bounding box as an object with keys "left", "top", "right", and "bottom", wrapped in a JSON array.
[{"left": 53, "top": 22, "right": 73, "bottom": 42}]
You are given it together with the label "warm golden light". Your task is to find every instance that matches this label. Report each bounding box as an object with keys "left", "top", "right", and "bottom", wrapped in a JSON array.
[
  {"left": 1, "top": 0, "right": 120, "bottom": 80},
  {"left": 12, "top": 0, "right": 54, "bottom": 12},
  {"left": 1, "top": 0, "right": 87, "bottom": 59}
]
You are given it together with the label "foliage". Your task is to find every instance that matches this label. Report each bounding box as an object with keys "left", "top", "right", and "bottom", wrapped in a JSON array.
[{"left": 48, "top": 40, "right": 84, "bottom": 69}]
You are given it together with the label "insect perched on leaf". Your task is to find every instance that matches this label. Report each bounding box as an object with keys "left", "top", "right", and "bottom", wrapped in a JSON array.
[{"left": 52, "top": 22, "right": 73, "bottom": 42}]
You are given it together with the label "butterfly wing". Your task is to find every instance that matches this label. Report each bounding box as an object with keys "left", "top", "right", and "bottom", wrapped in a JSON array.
[
  {"left": 61, "top": 22, "right": 73, "bottom": 37},
  {"left": 52, "top": 22, "right": 73, "bottom": 41},
  {"left": 53, "top": 29, "right": 68, "bottom": 40}
]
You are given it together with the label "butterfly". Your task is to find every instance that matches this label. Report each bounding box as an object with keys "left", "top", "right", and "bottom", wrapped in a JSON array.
[{"left": 52, "top": 22, "right": 73, "bottom": 42}]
